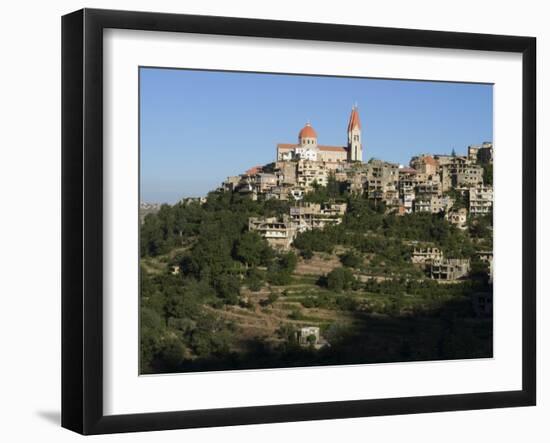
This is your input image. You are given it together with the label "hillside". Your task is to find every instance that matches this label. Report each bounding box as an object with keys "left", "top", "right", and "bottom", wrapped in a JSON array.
[{"left": 139, "top": 186, "right": 492, "bottom": 374}]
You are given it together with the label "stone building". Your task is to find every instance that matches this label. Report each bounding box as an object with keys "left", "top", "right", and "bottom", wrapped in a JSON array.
[
  {"left": 364, "top": 159, "right": 399, "bottom": 204},
  {"left": 416, "top": 182, "right": 442, "bottom": 197},
  {"left": 222, "top": 175, "right": 242, "bottom": 192},
  {"left": 478, "top": 142, "right": 494, "bottom": 164},
  {"left": 402, "top": 191, "right": 415, "bottom": 213},
  {"left": 289, "top": 188, "right": 305, "bottom": 201},
  {"left": 468, "top": 145, "right": 480, "bottom": 162},
  {"left": 254, "top": 172, "right": 278, "bottom": 193},
  {"left": 411, "top": 247, "right": 443, "bottom": 266},
  {"left": 364, "top": 178, "right": 384, "bottom": 201},
  {"left": 276, "top": 106, "right": 363, "bottom": 166},
  {"left": 290, "top": 202, "right": 346, "bottom": 232},
  {"left": 265, "top": 187, "right": 305, "bottom": 201},
  {"left": 433, "top": 154, "right": 463, "bottom": 167},
  {"left": 248, "top": 216, "right": 297, "bottom": 250},
  {"left": 366, "top": 159, "right": 399, "bottom": 183},
  {"left": 296, "top": 326, "right": 321, "bottom": 346},
  {"left": 384, "top": 184, "right": 401, "bottom": 209},
  {"left": 447, "top": 207, "right": 468, "bottom": 230},
  {"left": 430, "top": 258, "right": 471, "bottom": 281},
  {"left": 415, "top": 171, "right": 441, "bottom": 187},
  {"left": 348, "top": 173, "right": 367, "bottom": 195},
  {"left": 412, "top": 170, "right": 453, "bottom": 214},
  {"left": 469, "top": 142, "right": 493, "bottom": 164},
  {"left": 440, "top": 167, "right": 453, "bottom": 192},
  {"left": 236, "top": 178, "right": 258, "bottom": 200},
  {"left": 440, "top": 157, "right": 483, "bottom": 191},
  {"left": 297, "top": 160, "right": 328, "bottom": 189},
  {"left": 455, "top": 164, "right": 484, "bottom": 187},
  {"left": 333, "top": 171, "right": 349, "bottom": 182},
  {"left": 477, "top": 250, "right": 493, "bottom": 263},
  {"left": 264, "top": 186, "right": 290, "bottom": 201},
  {"left": 469, "top": 185, "right": 493, "bottom": 215},
  {"left": 398, "top": 167, "right": 418, "bottom": 190},
  {"left": 410, "top": 155, "right": 438, "bottom": 175},
  {"left": 413, "top": 197, "right": 432, "bottom": 213},
  {"left": 414, "top": 194, "right": 453, "bottom": 214},
  {"left": 274, "top": 161, "right": 298, "bottom": 187},
  {"left": 398, "top": 168, "right": 418, "bottom": 213}
]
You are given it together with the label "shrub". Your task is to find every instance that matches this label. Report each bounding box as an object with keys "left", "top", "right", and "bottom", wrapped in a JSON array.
[
  {"left": 340, "top": 251, "right": 362, "bottom": 268},
  {"left": 288, "top": 309, "right": 304, "bottom": 320},
  {"left": 325, "top": 267, "right": 356, "bottom": 292}
]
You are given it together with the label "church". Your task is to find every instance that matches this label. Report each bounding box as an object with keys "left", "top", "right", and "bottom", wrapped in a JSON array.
[{"left": 276, "top": 106, "right": 363, "bottom": 166}]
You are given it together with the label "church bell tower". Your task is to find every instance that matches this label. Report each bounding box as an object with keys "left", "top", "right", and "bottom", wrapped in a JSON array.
[{"left": 347, "top": 105, "right": 362, "bottom": 162}]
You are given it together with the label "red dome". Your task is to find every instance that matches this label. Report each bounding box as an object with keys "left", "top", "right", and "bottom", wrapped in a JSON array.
[{"left": 298, "top": 123, "right": 317, "bottom": 139}]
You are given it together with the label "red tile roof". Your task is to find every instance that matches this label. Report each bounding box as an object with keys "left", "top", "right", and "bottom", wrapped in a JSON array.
[
  {"left": 423, "top": 156, "right": 438, "bottom": 166},
  {"left": 348, "top": 106, "right": 361, "bottom": 131},
  {"left": 245, "top": 165, "right": 263, "bottom": 175},
  {"left": 277, "top": 143, "right": 347, "bottom": 153},
  {"left": 319, "top": 145, "right": 347, "bottom": 152},
  {"left": 412, "top": 155, "right": 438, "bottom": 166},
  {"left": 277, "top": 144, "right": 296, "bottom": 150}
]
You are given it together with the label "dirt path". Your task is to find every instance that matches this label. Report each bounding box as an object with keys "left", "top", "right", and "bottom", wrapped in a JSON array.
[{"left": 295, "top": 254, "right": 341, "bottom": 276}]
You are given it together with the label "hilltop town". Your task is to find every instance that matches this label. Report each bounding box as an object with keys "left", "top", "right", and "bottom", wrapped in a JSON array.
[
  {"left": 218, "top": 107, "right": 493, "bottom": 282},
  {"left": 140, "top": 106, "right": 493, "bottom": 374}
]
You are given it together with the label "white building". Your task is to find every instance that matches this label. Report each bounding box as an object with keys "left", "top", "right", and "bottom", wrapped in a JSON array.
[
  {"left": 276, "top": 106, "right": 364, "bottom": 165},
  {"left": 469, "top": 185, "right": 493, "bottom": 215}
]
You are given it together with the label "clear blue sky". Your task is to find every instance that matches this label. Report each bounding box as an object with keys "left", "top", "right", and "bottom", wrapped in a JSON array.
[{"left": 140, "top": 67, "right": 493, "bottom": 203}]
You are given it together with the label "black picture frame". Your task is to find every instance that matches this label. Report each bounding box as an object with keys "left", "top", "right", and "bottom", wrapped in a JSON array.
[{"left": 62, "top": 8, "right": 536, "bottom": 435}]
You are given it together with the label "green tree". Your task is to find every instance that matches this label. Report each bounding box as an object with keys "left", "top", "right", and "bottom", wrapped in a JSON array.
[
  {"left": 245, "top": 267, "right": 264, "bottom": 291},
  {"left": 445, "top": 189, "right": 468, "bottom": 210},
  {"left": 340, "top": 251, "right": 362, "bottom": 268},
  {"left": 306, "top": 334, "right": 317, "bottom": 346},
  {"left": 157, "top": 337, "right": 187, "bottom": 372},
  {"left": 260, "top": 290, "right": 281, "bottom": 307},
  {"left": 212, "top": 274, "right": 241, "bottom": 304},
  {"left": 267, "top": 292, "right": 279, "bottom": 305},
  {"left": 325, "top": 267, "right": 356, "bottom": 292},
  {"left": 141, "top": 214, "right": 168, "bottom": 256},
  {"left": 470, "top": 258, "right": 490, "bottom": 284},
  {"left": 267, "top": 263, "right": 292, "bottom": 285},
  {"left": 267, "top": 252, "right": 297, "bottom": 285},
  {"left": 280, "top": 251, "right": 298, "bottom": 273},
  {"left": 468, "top": 214, "right": 492, "bottom": 239},
  {"left": 483, "top": 163, "right": 493, "bottom": 186},
  {"left": 233, "top": 231, "right": 271, "bottom": 267},
  {"left": 140, "top": 308, "right": 165, "bottom": 373}
]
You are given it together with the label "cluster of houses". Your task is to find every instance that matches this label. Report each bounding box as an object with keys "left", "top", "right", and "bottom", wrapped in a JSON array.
[
  {"left": 221, "top": 108, "right": 493, "bottom": 230},
  {"left": 411, "top": 246, "right": 471, "bottom": 281},
  {"left": 217, "top": 109, "right": 494, "bottom": 283},
  {"left": 248, "top": 202, "right": 347, "bottom": 250},
  {"left": 411, "top": 246, "right": 493, "bottom": 282}
]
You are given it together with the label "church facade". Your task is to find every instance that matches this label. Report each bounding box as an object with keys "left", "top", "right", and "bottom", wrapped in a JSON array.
[{"left": 276, "top": 106, "right": 363, "bottom": 166}]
